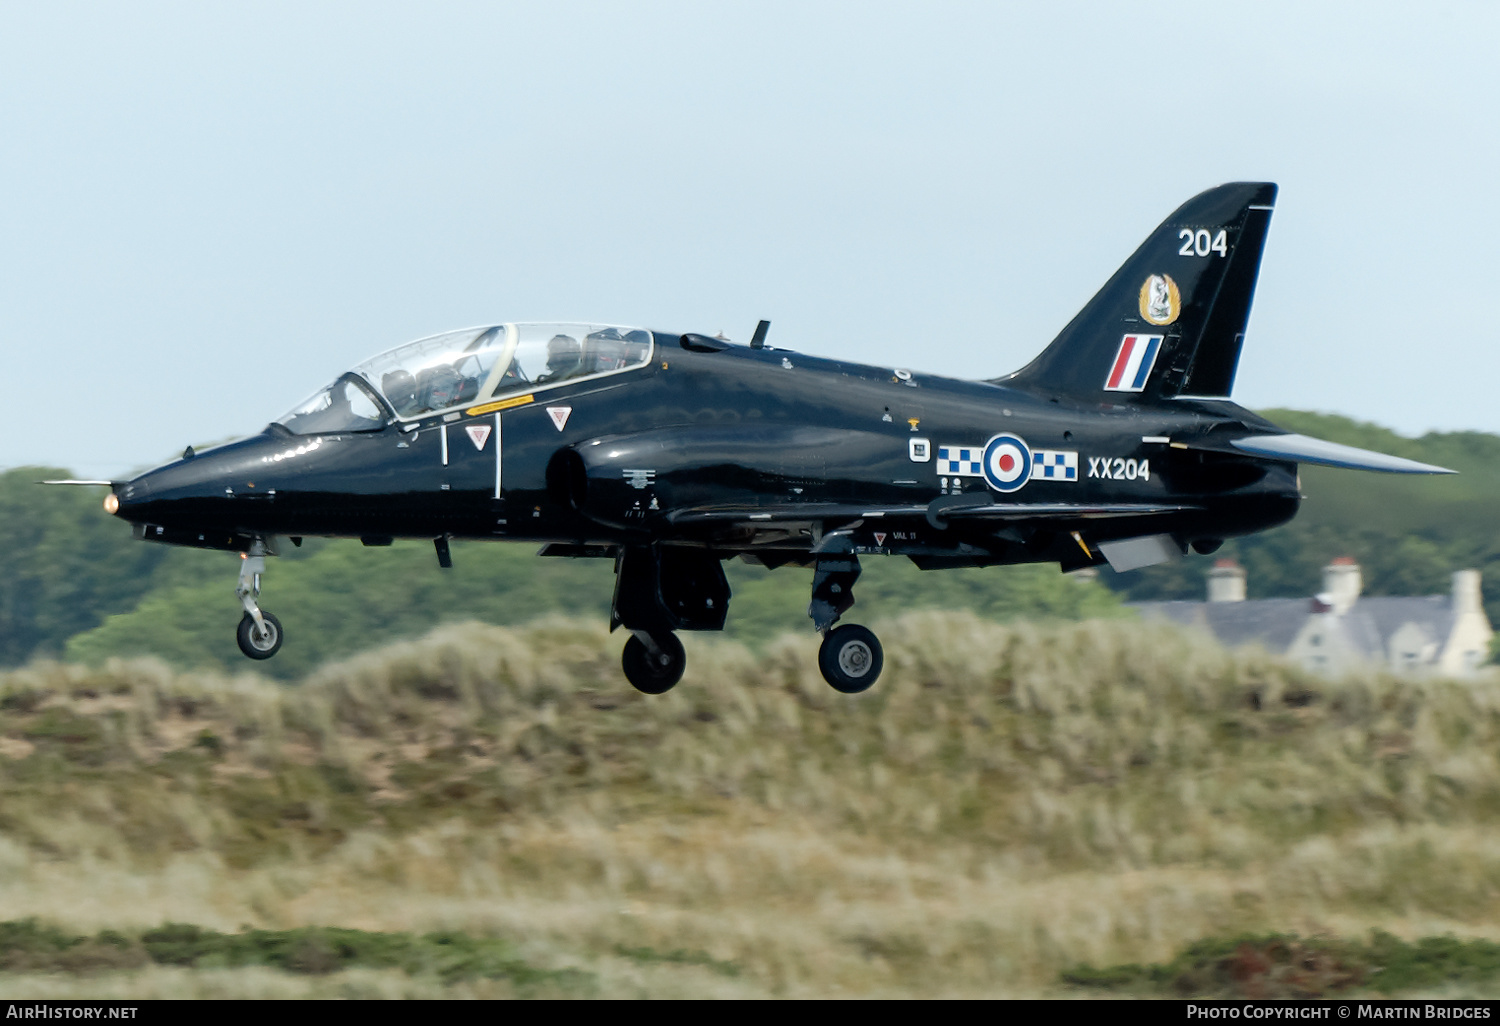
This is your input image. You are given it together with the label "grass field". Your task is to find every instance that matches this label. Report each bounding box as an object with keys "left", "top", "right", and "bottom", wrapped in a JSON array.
[{"left": 4, "top": 613, "right": 1500, "bottom": 997}]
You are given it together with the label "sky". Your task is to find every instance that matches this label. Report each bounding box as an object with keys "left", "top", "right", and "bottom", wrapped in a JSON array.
[{"left": 2, "top": 1, "right": 1498, "bottom": 478}]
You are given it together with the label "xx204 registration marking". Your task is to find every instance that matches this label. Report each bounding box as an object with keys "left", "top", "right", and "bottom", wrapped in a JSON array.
[{"left": 1088, "top": 457, "right": 1150, "bottom": 482}]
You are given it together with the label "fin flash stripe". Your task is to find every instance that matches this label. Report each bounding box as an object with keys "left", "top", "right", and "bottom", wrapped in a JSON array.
[{"left": 1105, "top": 335, "right": 1163, "bottom": 392}]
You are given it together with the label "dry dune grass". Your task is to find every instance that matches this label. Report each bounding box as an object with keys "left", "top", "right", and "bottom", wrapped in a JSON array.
[{"left": 2, "top": 612, "right": 1500, "bottom": 996}]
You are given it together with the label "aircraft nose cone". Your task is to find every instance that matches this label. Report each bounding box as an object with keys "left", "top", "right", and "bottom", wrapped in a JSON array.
[
  {"left": 113, "top": 474, "right": 152, "bottom": 508},
  {"left": 111, "top": 435, "right": 280, "bottom": 528},
  {"left": 112, "top": 459, "right": 201, "bottom": 526}
]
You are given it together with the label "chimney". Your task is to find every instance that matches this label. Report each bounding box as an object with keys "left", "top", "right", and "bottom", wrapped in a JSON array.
[
  {"left": 1207, "top": 558, "right": 1246, "bottom": 603},
  {"left": 1322, "top": 556, "right": 1362, "bottom": 614},
  {"left": 1453, "top": 569, "right": 1483, "bottom": 616}
]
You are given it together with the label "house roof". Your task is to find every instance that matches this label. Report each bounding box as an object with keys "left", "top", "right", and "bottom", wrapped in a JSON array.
[
  {"left": 1131, "top": 594, "right": 1460, "bottom": 658},
  {"left": 1356, "top": 595, "right": 1455, "bottom": 656},
  {"left": 1132, "top": 598, "right": 1311, "bottom": 652}
]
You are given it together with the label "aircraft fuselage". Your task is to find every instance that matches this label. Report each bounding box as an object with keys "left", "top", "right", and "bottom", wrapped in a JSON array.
[{"left": 115, "top": 336, "right": 1300, "bottom": 567}]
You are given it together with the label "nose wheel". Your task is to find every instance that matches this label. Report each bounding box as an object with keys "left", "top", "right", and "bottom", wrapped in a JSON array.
[
  {"left": 237, "top": 610, "right": 284, "bottom": 659},
  {"left": 818, "top": 624, "right": 883, "bottom": 694},
  {"left": 622, "top": 631, "right": 685, "bottom": 694}
]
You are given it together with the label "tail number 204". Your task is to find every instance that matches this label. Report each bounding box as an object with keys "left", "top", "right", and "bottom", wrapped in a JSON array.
[{"left": 1179, "top": 228, "right": 1228, "bottom": 257}]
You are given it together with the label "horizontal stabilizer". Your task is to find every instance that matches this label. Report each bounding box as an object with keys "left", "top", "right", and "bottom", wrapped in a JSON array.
[
  {"left": 39, "top": 479, "right": 114, "bottom": 486},
  {"left": 1228, "top": 434, "right": 1455, "bottom": 474}
]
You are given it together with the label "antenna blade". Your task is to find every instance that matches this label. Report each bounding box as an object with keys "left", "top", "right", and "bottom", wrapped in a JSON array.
[{"left": 750, "top": 320, "right": 771, "bottom": 349}]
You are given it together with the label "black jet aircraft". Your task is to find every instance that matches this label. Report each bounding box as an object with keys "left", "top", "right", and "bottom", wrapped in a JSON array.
[{"left": 62, "top": 182, "right": 1452, "bottom": 694}]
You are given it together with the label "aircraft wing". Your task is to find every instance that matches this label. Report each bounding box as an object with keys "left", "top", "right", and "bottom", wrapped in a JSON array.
[
  {"left": 667, "top": 501, "right": 1197, "bottom": 528},
  {"left": 936, "top": 501, "right": 1199, "bottom": 520},
  {"left": 666, "top": 503, "right": 928, "bottom": 526},
  {"left": 1172, "top": 433, "right": 1454, "bottom": 474}
]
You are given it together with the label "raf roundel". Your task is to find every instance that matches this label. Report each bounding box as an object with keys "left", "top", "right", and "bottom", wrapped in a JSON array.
[{"left": 982, "top": 433, "right": 1032, "bottom": 493}]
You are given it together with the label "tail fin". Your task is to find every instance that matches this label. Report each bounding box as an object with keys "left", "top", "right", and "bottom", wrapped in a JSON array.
[{"left": 1003, "top": 182, "right": 1276, "bottom": 401}]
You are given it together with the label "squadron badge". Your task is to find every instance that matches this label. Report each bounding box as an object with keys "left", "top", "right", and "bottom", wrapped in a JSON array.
[{"left": 1138, "top": 273, "right": 1181, "bottom": 326}]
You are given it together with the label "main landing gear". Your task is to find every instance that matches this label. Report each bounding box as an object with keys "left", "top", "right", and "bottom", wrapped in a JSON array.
[
  {"left": 818, "top": 624, "right": 883, "bottom": 694},
  {"left": 809, "top": 539, "right": 884, "bottom": 694},
  {"left": 608, "top": 538, "right": 889, "bottom": 696},
  {"left": 234, "top": 540, "right": 283, "bottom": 660},
  {"left": 621, "top": 631, "right": 686, "bottom": 694},
  {"left": 612, "top": 545, "right": 728, "bottom": 695}
]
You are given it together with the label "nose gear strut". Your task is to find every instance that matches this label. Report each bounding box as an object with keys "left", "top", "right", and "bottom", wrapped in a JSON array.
[{"left": 234, "top": 538, "right": 284, "bottom": 659}]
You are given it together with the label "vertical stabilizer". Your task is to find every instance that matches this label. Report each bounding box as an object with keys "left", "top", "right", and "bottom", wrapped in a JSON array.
[{"left": 1003, "top": 182, "right": 1276, "bottom": 402}]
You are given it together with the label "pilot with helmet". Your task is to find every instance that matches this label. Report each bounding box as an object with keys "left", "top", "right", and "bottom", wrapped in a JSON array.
[
  {"left": 536, "top": 334, "right": 582, "bottom": 384},
  {"left": 381, "top": 369, "right": 421, "bottom": 416},
  {"left": 585, "top": 327, "right": 631, "bottom": 373}
]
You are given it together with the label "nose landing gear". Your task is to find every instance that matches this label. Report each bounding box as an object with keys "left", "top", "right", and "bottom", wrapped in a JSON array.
[{"left": 234, "top": 541, "right": 284, "bottom": 660}]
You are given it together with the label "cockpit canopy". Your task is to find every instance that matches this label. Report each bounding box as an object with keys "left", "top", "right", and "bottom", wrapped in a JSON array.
[{"left": 277, "top": 323, "right": 653, "bottom": 435}]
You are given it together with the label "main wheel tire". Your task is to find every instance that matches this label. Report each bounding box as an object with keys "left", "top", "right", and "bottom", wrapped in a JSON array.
[
  {"left": 236, "top": 610, "right": 284, "bottom": 660},
  {"left": 622, "top": 632, "right": 685, "bottom": 694},
  {"left": 818, "top": 624, "right": 883, "bottom": 694}
]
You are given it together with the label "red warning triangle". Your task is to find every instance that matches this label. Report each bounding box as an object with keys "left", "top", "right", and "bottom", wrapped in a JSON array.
[
  {"left": 874, "top": 532, "right": 887, "bottom": 546},
  {"left": 464, "top": 424, "right": 492, "bottom": 451},
  {"left": 547, "top": 406, "right": 572, "bottom": 431}
]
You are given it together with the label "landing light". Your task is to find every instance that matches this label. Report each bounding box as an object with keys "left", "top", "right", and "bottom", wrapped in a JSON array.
[{"left": 103, "top": 493, "right": 120, "bottom": 515}]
